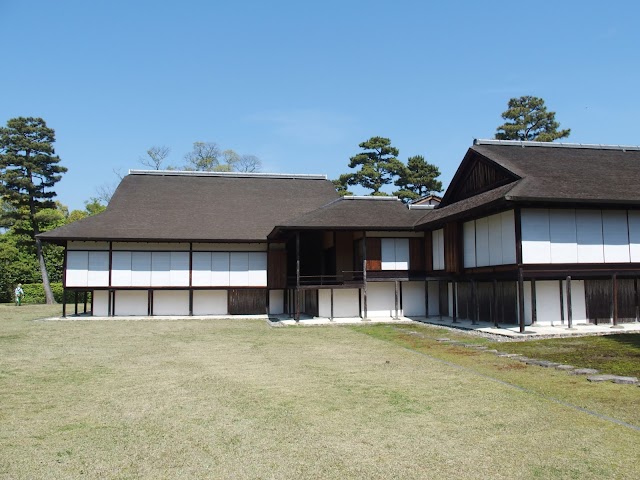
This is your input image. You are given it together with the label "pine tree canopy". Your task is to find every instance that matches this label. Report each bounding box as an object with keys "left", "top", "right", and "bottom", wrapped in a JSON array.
[{"left": 495, "top": 96, "right": 570, "bottom": 142}]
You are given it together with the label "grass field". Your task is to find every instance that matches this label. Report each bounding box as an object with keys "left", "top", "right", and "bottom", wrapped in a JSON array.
[{"left": 1, "top": 305, "right": 639, "bottom": 479}]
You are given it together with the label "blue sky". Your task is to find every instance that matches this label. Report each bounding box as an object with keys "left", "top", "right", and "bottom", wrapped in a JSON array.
[{"left": 2, "top": 0, "right": 640, "bottom": 211}]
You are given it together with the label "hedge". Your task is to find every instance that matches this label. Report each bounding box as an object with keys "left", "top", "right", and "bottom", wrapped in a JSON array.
[{"left": 19, "top": 283, "right": 88, "bottom": 304}]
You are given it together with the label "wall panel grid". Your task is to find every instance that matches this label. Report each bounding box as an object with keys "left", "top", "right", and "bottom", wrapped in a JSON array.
[
  {"left": 432, "top": 229, "right": 445, "bottom": 270},
  {"left": 66, "top": 251, "right": 109, "bottom": 287},
  {"left": 522, "top": 208, "right": 637, "bottom": 265},
  {"left": 462, "top": 210, "right": 515, "bottom": 268},
  {"left": 192, "top": 251, "right": 267, "bottom": 287},
  {"left": 380, "top": 238, "right": 410, "bottom": 270}
]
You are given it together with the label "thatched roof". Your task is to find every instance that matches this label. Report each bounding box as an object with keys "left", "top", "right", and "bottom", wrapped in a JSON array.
[{"left": 39, "top": 172, "right": 339, "bottom": 242}]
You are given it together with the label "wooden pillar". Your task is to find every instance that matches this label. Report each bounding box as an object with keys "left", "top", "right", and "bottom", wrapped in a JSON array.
[
  {"left": 189, "top": 290, "right": 193, "bottom": 316},
  {"left": 296, "top": 232, "right": 300, "bottom": 322},
  {"left": 83, "top": 291, "right": 88, "bottom": 314},
  {"left": 107, "top": 290, "right": 112, "bottom": 317},
  {"left": 612, "top": 274, "right": 618, "bottom": 326},
  {"left": 330, "top": 288, "right": 334, "bottom": 321},
  {"left": 424, "top": 281, "right": 429, "bottom": 318},
  {"left": 492, "top": 279, "right": 499, "bottom": 328},
  {"left": 531, "top": 279, "right": 537, "bottom": 325},
  {"left": 518, "top": 269, "right": 525, "bottom": 333},
  {"left": 362, "top": 231, "right": 368, "bottom": 320},
  {"left": 566, "top": 276, "right": 573, "bottom": 329},
  {"left": 452, "top": 281, "right": 457, "bottom": 323},
  {"left": 111, "top": 290, "right": 116, "bottom": 317},
  {"left": 147, "top": 290, "right": 152, "bottom": 316},
  {"left": 471, "top": 280, "right": 478, "bottom": 325},
  {"left": 394, "top": 280, "right": 400, "bottom": 319},
  {"left": 90, "top": 291, "right": 94, "bottom": 315},
  {"left": 74, "top": 290, "right": 79, "bottom": 315},
  {"left": 635, "top": 278, "right": 639, "bottom": 323},
  {"left": 149, "top": 290, "right": 154, "bottom": 316},
  {"left": 559, "top": 279, "right": 565, "bottom": 325},
  {"left": 62, "top": 288, "right": 67, "bottom": 318}
]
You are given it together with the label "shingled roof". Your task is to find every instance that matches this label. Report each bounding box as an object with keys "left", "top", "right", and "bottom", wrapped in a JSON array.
[
  {"left": 269, "top": 196, "right": 427, "bottom": 236},
  {"left": 416, "top": 140, "right": 640, "bottom": 228},
  {"left": 39, "top": 172, "right": 339, "bottom": 242}
]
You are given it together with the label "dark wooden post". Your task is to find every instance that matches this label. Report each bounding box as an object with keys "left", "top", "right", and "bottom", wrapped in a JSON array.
[
  {"left": 189, "top": 242, "right": 193, "bottom": 316},
  {"left": 394, "top": 280, "right": 400, "bottom": 319},
  {"left": 566, "top": 276, "right": 573, "bottom": 329},
  {"left": 471, "top": 280, "right": 478, "bottom": 325},
  {"left": 559, "top": 279, "right": 565, "bottom": 325},
  {"left": 424, "top": 281, "right": 429, "bottom": 318},
  {"left": 83, "top": 291, "right": 88, "bottom": 314},
  {"left": 518, "top": 269, "right": 525, "bottom": 333},
  {"left": 452, "top": 281, "right": 457, "bottom": 323},
  {"left": 612, "top": 274, "right": 618, "bottom": 327},
  {"left": 330, "top": 288, "right": 334, "bottom": 321},
  {"left": 492, "top": 279, "right": 499, "bottom": 328},
  {"left": 531, "top": 279, "right": 537, "bottom": 325},
  {"left": 62, "top": 288, "right": 67, "bottom": 318},
  {"left": 296, "top": 232, "right": 300, "bottom": 321},
  {"left": 74, "top": 290, "right": 79, "bottom": 315},
  {"left": 635, "top": 278, "right": 639, "bottom": 323},
  {"left": 362, "top": 232, "right": 368, "bottom": 320}
]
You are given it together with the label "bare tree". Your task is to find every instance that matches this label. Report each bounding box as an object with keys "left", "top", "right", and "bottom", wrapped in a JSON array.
[
  {"left": 140, "top": 146, "right": 171, "bottom": 170},
  {"left": 236, "top": 154, "right": 262, "bottom": 173},
  {"left": 184, "top": 142, "right": 221, "bottom": 171}
]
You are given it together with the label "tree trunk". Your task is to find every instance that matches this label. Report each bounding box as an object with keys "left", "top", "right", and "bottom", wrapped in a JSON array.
[{"left": 36, "top": 236, "right": 56, "bottom": 304}]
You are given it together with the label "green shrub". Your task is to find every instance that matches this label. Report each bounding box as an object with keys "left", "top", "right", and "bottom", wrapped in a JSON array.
[{"left": 19, "top": 283, "right": 86, "bottom": 304}]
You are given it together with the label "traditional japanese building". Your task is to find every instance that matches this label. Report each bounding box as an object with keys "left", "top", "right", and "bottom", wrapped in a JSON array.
[{"left": 39, "top": 139, "right": 640, "bottom": 331}]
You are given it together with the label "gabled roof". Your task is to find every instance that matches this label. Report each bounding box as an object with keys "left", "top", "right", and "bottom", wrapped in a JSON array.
[
  {"left": 39, "top": 171, "right": 339, "bottom": 242},
  {"left": 269, "top": 196, "right": 427, "bottom": 236},
  {"left": 417, "top": 139, "right": 640, "bottom": 228}
]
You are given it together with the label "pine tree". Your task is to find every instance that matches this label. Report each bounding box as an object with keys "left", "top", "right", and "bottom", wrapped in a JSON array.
[
  {"left": 495, "top": 96, "right": 570, "bottom": 142},
  {"left": 0, "top": 117, "right": 67, "bottom": 304},
  {"left": 342, "top": 137, "right": 404, "bottom": 195},
  {"left": 394, "top": 155, "right": 442, "bottom": 203}
]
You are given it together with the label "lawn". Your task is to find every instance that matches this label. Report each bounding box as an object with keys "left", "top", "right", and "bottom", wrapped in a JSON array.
[{"left": 1, "top": 305, "right": 639, "bottom": 479}]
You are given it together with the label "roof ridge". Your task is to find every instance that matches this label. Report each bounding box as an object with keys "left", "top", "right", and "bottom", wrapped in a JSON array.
[
  {"left": 473, "top": 139, "right": 640, "bottom": 151},
  {"left": 128, "top": 170, "right": 328, "bottom": 180}
]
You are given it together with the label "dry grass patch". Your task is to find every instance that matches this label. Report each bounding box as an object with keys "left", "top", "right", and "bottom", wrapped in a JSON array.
[{"left": 1, "top": 306, "right": 639, "bottom": 479}]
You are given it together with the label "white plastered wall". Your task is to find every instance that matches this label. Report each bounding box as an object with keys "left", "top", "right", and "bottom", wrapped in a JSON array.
[
  {"left": 92, "top": 290, "right": 109, "bottom": 316},
  {"left": 193, "top": 290, "right": 227, "bottom": 315},
  {"left": 269, "top": 290, "right": 284, "bottom": 315},
  {"left": 114, "top": 290, "right": 148, "bottom": 316},
  {"left": 153, "top": 290, "right": 190, "bottom": 315},
  {"left": 318, "top": 289, "right": 360, "bottom": 318},
  {"left": 526, "top": 279, "right": 588, "bottom": 326},
  {"left": 402, "top": 281, "right": 426, "bottom": 316},
  {"left": 365, "top": 282, "right": 396, "bottom": 317}
]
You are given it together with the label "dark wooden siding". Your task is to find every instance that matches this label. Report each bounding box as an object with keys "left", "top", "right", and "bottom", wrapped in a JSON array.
[
  {"left": 444, "top": 223, "right": 461, "bottom": 274},
  {"left": 585, "top": 279, "right": 636, "bottom": 323},
  {"left": 438, "top": 281, "right": 448, "bottom": 316},
  {"left": 335, "top": 231, "right": 354, "bottom": 276},
  {"left": 228, "top": 289, "right": 266, "bottom": 315},
  {"left": 424, "top": 233, "right": 433, "bottom": 273},
  {"left": 456, "top": 281, "right": 517, "bottom": 324},
  {"left": 268, "top": 248, "right": 287, "bottom": 289},
  {"left": 409, "top": 238, "right": 424, "bottom": 271},
  {"left": 366, "top": 238, "right": 381, "bottom": 271},
  {"left": 303, "top": 289, "right": 319, "bottom": 317},
  {"left": 447, "top": 158, "right": 514, "bottom": 203}
]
